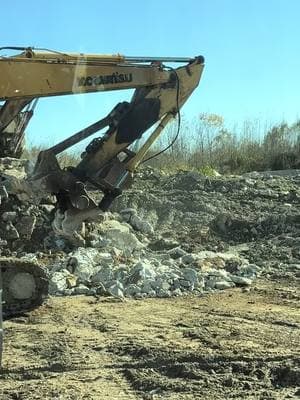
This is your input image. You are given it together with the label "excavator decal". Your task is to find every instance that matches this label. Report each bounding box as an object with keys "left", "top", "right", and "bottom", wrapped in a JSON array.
[{"left": 78, "top": 72, "right": 133, "bottom": 86}]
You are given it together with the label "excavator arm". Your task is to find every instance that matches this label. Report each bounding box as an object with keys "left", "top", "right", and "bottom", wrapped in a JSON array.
[{"left": 0, "top": 47, "right": 205, "bottom": 240}]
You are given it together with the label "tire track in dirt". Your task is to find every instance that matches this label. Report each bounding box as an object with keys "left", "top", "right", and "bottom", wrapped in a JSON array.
[
  {"left": 0, "top": 280, "right": 299, "bottom": 399},
  {"left": 1, "top": 299, "right": 136, "bottom": 400}
]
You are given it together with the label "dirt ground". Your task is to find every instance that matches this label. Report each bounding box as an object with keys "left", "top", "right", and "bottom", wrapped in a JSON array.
[{"left": 0, "top": 278, "right": 299, "bottom": 400}]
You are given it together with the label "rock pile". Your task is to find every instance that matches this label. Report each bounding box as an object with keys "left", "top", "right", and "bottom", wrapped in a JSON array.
[
  {"left": 1, "top": 158, "right": 299, "bottom": 299},
  {"left": 46, "top": 232, "right": 260, "bottom": 298},
  {"left": 0, "top": 158, "right": 54, "bottom": 254}
]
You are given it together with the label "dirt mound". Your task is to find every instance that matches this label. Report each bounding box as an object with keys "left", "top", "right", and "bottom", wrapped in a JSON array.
[{"left": 113, "top": 168, "right": 300, "bottom": 278}]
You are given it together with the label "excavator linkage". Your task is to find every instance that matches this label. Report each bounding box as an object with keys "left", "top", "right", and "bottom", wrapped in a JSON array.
[{"left": 0, "top": 48, "right": 205, "bottom": 237}]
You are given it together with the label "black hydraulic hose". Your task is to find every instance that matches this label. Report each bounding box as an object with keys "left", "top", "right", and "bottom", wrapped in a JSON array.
[{"left": 142, "top": 66, "right": 181, "bottom": 163}]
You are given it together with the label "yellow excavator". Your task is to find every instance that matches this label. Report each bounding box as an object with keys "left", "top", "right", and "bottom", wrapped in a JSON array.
[{"left": 0, "top": 47, "right": 204, "bottom": 321}]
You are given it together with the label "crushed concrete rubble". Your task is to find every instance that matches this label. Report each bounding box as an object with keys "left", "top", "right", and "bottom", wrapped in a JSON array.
[
  {"left": 47, "top": 246, "right": 259, "bottom": 298},
  {"left": 1, "top": 158, "right": 300, "bottom": 299}
]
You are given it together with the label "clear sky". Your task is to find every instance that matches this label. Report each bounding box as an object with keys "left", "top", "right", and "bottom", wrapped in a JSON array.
[{"left": 1, "top": 0, "right": 300, "bottom": 149}]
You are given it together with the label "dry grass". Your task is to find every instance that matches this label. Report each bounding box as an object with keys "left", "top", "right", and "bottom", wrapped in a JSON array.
[
  {"left": 146, "top": 115, "right": 300, "bottom": 174},
  {"left": 22, "top": 116, "right": 300, "bottom": 175}
]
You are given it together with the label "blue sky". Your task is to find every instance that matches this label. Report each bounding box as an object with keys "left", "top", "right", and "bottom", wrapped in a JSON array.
[{"left": 1, "top": 0, "right": 300, "bottom": 148}]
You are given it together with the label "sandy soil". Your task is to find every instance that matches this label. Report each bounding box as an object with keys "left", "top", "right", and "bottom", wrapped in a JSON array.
[{"left": 0, "top": 278, "right": 299, "bottom": 400}]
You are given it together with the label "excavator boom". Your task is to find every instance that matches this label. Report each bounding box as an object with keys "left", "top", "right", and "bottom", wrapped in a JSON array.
[{"left": 0, "top": 48, "right": 198, "bottom": 100}]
